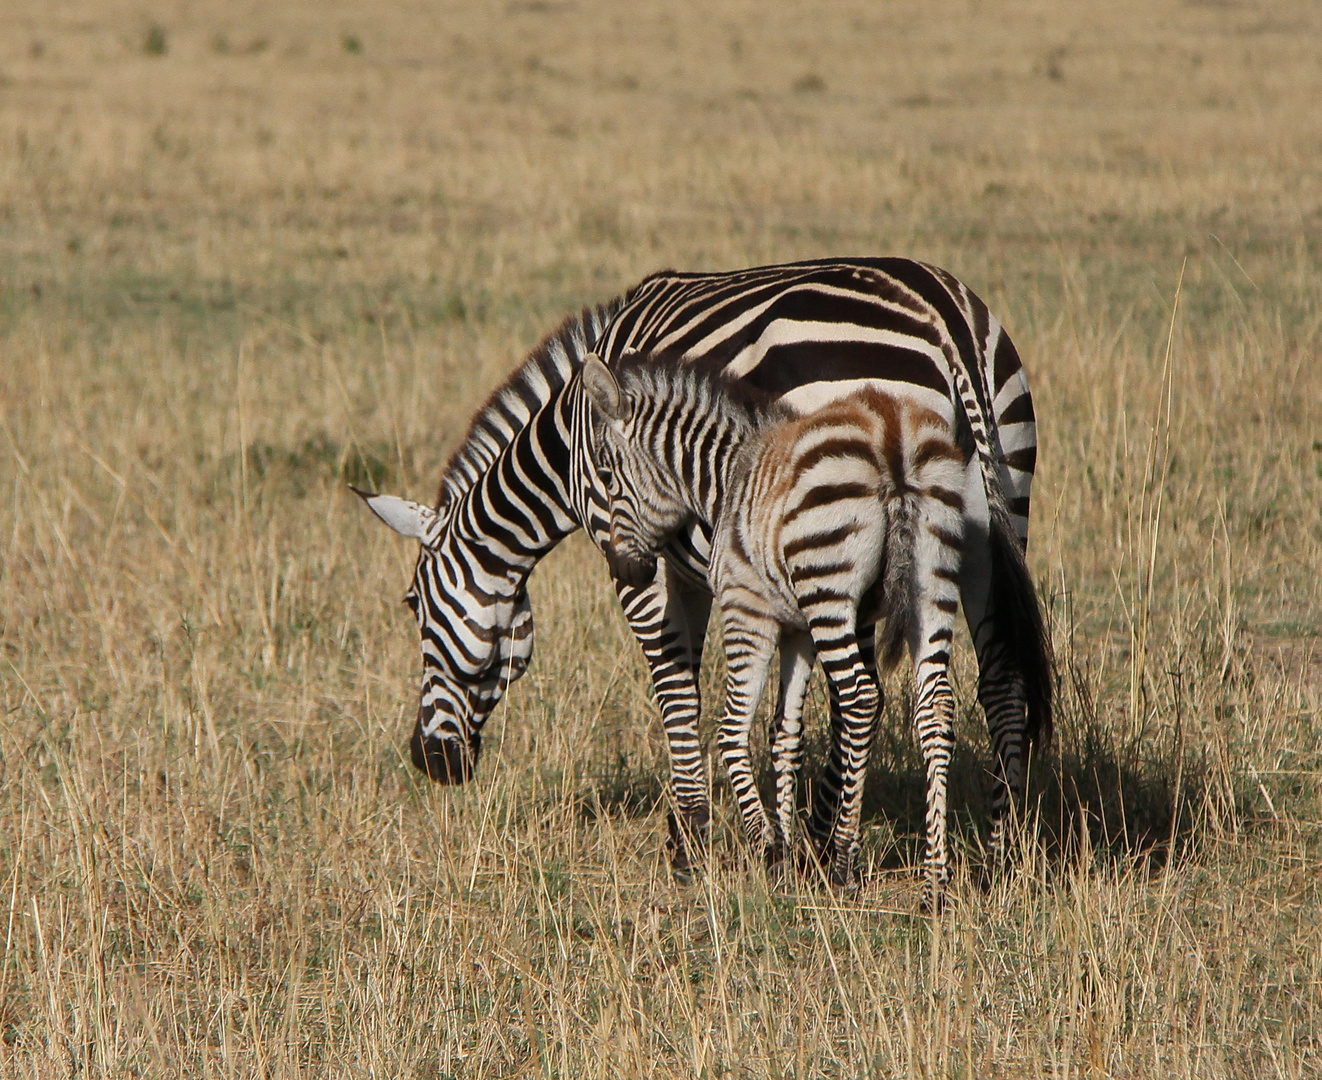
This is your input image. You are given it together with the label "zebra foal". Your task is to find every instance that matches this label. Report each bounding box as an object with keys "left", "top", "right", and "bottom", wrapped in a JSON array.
[{"left": 584, "top": 351, "right": 984, "bottom": 903}]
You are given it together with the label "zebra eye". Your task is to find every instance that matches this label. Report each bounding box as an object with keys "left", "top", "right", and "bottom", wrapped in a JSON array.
[{"left": 403, "top": 590, "right": 421, "bottom": 615}]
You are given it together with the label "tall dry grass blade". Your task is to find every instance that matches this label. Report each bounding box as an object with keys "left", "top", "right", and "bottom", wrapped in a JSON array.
[{"left": 1127, "top": 259, "right": 1184, "bottom": 747}]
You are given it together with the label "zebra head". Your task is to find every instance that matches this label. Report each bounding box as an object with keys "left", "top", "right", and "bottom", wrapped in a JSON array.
[
  {"left": 354, "top": 488, "right": 533, "bottom": 785},
  {"left": 581, "top": 354, "right": 694, "bottom": 589}
]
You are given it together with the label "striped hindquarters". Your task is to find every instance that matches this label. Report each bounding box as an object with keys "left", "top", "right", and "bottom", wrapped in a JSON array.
[{"left": 724, "top": 386, "right": 967, "bottom": 667}]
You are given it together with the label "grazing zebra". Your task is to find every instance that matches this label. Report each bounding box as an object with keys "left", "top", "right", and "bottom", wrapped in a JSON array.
[
  {"left": 356, "top": 257, "right": 1051, "bottom": 874},
  {"left": 581, "top": 351, "right": 977, "bottom": 899}
]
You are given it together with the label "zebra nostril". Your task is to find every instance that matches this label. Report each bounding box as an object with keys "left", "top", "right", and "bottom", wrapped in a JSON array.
[
  {"left": 604, "top": 541, "right": 625, "bottom": 578},
  {"left": 622, "top": 553, "right": 657, "bottom": 589}
]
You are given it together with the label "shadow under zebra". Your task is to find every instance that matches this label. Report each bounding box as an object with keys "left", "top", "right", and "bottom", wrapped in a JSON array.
[{"left": 573, "top": 710, "right": 1236, "bottom": 883}]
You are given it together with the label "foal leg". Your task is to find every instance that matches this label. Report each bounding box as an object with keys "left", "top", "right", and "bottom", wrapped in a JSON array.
[
  {"left": 616, "top": 564, "right": 714, "bottom": 876},
  {"left": 911, "top": 651, "right": 957, "bottom": 911},
  {"left": 805, "top": 596, "right": 882, "bottom": 868},
  {"left": 912, "top": 515, "right": 963, "bottom": 911},
  {"left": 716, "top": 614, "right": 780, "bottom": 866},
  {"left": 768, "top": 631, "right": 815, "bottom": 869},
  {"left": 808, "top": 627, "right": 882, "bottom": 890}
]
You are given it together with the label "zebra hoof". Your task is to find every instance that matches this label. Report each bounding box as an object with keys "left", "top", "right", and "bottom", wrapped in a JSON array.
[
  {"left": 796, "top": 835, "right": 836, "bottom": 886},
  {"left": 666, "top": 809, "right": 709, "bottom": 879},
  {"left": 920, "top": 869, "right": 950, "bottom": 915},
  {"left": 801, "top": 838, "right": 858, "bottom": 892},
  {"left": 829, "top": 864, "right": 860, "bottom": 894}
]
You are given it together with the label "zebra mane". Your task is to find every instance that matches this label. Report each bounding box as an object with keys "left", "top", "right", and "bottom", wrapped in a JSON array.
[
  {"left": 612, "top": 349, "right": 785, "bottom": 431},
  {"left": 436, "top": 298, "right": 626, "bottom": 508}
]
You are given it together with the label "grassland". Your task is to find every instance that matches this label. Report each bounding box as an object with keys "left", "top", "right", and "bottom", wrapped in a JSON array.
[{"left": 2, "top": 1, "right": 1321, "bottom": 1075}]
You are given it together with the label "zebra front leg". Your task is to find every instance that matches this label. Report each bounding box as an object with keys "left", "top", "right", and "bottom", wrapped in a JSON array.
[
  {"left": 768, "top": 632, "right": 815, "bottom": 873},
  {"left": 616, "top": 567, "right": 713, "bottom": 877},
  {"left": 717, "top": 617, "right": 780, "bottom": 868}
]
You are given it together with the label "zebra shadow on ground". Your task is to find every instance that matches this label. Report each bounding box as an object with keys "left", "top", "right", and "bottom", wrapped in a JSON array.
[
  {"left": 852, "top": 710, "right": 1225, "bottom": 877},
  {"left": 578, "top": 694, "right": 1241, "bottom": 879}
]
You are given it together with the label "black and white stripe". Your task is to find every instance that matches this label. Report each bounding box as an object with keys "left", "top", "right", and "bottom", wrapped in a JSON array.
[
  {"left": 357, "top": 258, "right": 1051, "bottom": 873},
  {"left": 583, "top": 353, "right": 975, "bottom": 901}
]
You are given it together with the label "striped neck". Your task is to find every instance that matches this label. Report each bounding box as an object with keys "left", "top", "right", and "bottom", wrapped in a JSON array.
[
  {"left": 443, "top": 385, "right": 584, "bottom": 584},
  {"left": 617, "top": 359, "right": 770, "bottom": 529},
  {"left": 680, "top": 403, "right": 759, "bottom": 529}
]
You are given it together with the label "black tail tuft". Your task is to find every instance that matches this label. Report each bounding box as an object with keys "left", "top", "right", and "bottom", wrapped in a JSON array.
[
  {"left": 988, "top": 509, "right": 1054, "bottom": 750},
  {"left": 875, "top": 502, "right": 915, "bottom": 672}
]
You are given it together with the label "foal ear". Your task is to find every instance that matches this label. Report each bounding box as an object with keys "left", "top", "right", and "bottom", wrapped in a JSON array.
[
  {"left": 582, "top": 354, "right": 629, "bottom": 423},
  {"left": 351, "top": 487, "right": 438, "bottom": 543}
]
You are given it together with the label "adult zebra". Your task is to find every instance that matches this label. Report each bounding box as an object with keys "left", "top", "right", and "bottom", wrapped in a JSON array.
[{"left": 357, "top": 257, "right": 1050, "bottom": 871}]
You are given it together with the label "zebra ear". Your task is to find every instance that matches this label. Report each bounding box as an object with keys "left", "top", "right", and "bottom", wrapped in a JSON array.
[
  {"left": 582, "top": 353, "right": 629, "bottom": 423},
  {"left": 351, "top": 487, "right": 438, "bottom": 543}
]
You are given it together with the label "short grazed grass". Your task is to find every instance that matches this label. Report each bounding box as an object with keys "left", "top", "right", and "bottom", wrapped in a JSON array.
[{"left": 1, "top": 1, "right": 1320, "bottom": 1075}]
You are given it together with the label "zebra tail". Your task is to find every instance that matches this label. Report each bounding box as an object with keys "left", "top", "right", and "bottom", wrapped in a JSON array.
[
  {"left": 950, "top": 362, "right": 1054, "bottom": 750},
  {"left": 987, "top": 507, "right": 1055, "bottom": 750},
  {"left": 874, "top": 501, "right": 915, "bottom": 673}
]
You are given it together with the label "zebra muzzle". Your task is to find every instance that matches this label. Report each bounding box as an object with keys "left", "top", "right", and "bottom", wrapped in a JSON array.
[{"left": 410, "top": 727, "right": 481, "bottom": 784}]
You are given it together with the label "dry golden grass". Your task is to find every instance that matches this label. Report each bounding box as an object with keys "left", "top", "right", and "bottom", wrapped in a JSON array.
[{"left": 2, "top": 1, "right": 1321, "bottom": 1075}]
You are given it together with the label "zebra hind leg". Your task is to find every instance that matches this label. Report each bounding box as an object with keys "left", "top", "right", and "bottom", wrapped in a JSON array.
[
  {"left": 971, "top": 514, "right": 1052, "bottom": 881},
  {"left": 913, "top": 666, "right": 958, "bottom": 913},
  {"left": 768, "top": 631, "right": 815, "bottom": 876},
  {"left": 978, "top": 654, "right": 1029, "bottom": 872},
  {"left": 716, "top": 616, "right": 780, "bottom": 870},
  {"left": 907, "top": 584, "right": 959, "bottom": 912},
  {"left": 804, "top": 617, "right": 879, "bottom": 883},
  {"left": 806, "top": 633, "right": 882, "bottom": 891}
]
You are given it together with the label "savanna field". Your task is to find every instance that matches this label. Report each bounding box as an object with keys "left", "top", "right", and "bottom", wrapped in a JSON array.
[{"left": 1, "top": 1, "right": 1321, "bottom": 1075}]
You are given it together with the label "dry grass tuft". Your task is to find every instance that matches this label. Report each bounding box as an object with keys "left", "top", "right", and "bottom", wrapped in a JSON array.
[{"left": 1, "top": 0, "right": 1320, "bottom": 1075}]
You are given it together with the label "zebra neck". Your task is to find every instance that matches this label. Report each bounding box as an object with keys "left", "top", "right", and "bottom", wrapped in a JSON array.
[
  {"left": 672, "top": 404, "right": 758, "bottom": 529},
  {"left": 447, "top": 392, "right": 581, "bottom": 581}
]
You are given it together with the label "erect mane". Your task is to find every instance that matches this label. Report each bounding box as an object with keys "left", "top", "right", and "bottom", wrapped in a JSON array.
[
  {"left": 436, "top": 298, "right": 625, "bottom": 508},
  {"left": 612, "top": 348, "right": 786, "bottom": 430}
]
